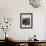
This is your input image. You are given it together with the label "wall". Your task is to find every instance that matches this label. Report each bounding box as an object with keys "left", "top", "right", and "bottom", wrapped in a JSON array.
[{"left": 0, "top": 0, "right": 46, "bottom": 40}]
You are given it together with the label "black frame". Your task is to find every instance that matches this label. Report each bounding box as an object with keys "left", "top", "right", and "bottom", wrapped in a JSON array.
[{"left": 20, "top": 13, "right": 33, "bottom": 29}]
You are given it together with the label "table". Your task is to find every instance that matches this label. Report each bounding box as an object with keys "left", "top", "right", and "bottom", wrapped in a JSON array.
[{"left": 5, "top": 39, "right": 46, "bottom": 46}]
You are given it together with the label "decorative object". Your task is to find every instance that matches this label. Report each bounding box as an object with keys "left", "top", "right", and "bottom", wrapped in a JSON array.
[
  {"left": 1, "top": 17, "right": 12, "bottom": 32},
  {"left": 29, "top": 0, "right": 44, "bottom": 8},
  {"left": 1, "top": 17, "right": 12, "bottom": 39},
  {"left": 32, "top": 35, "right": 39, "bottom": 41},
  {"left": 20, "top": 13, "right": 33, "bottom": 29}
]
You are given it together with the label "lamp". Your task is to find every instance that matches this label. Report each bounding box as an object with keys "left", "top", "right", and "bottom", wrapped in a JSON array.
[{"left": 29, "top": 0, "right": 45, "bottom": 8}]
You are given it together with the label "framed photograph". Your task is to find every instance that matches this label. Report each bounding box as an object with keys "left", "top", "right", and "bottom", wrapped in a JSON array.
[{"left": 20, "top": 13, "right": 33, "bottom": 29}]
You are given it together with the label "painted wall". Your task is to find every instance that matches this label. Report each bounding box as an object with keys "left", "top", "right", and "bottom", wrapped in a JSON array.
[{"left": 0, "top": 0, "right": 46, "bottom": 40}]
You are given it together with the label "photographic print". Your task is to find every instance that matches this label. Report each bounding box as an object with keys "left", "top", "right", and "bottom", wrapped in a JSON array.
[{"left": 20, "top": 13, "right": 33, "bottom": 29}]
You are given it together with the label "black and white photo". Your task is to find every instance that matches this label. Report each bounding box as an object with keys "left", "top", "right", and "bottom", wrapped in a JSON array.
[{"left": 20, "top": 13, "right": 33, "bottom": 29}]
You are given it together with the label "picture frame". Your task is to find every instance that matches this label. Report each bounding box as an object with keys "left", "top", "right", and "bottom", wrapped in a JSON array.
[{"left": 20, "top": 13, "right": 33, "bottom": 29}]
